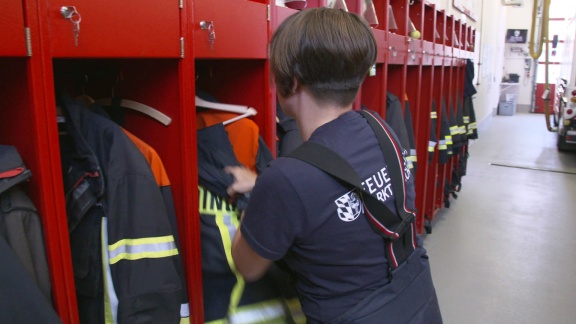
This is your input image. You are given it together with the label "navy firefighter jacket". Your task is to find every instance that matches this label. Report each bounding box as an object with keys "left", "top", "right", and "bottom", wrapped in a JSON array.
[{"left": 58, "top": 94, "right": 184, "bottom": 323}]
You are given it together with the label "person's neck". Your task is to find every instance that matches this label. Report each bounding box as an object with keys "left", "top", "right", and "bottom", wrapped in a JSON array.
[{"left": 293, "top": 88, "right": 353, "bottom": 141}]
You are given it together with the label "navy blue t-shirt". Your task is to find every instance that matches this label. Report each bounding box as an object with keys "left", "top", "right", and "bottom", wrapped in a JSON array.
[{"left": 240, "top": 110, "right": 416, "bottom": 323}]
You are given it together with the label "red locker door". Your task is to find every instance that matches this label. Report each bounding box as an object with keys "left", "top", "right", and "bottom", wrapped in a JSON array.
[
  {"left": 0, "top": 0, "right": 28, "bottom": 56},
  {"left": 47, "top": 0, "right": 181, "bottom": 57},
  {"left": 193, "top": 0, "right": 268, "bottom": 58}
]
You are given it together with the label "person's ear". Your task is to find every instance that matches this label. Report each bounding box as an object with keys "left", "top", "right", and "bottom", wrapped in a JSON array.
[{"left": 291, "top": 78, "right": 300, "bottom": 94}]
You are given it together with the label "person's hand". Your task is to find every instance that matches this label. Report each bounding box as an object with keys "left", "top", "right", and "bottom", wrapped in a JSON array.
[{"left": 224, "top": 166, "right": 257, "bottom": 197}]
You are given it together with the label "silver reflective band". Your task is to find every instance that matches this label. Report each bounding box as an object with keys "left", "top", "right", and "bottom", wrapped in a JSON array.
[
  {"left": 108, "top": 236, "right": 178, "bottom": 264},
  {"left": 229, "top": 302, "right": 286, "bottom": 324}
]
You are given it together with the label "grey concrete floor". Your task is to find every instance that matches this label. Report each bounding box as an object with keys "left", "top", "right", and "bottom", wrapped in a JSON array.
[{"left": 424, "top": 112, "right": 576, "bottom": 324}]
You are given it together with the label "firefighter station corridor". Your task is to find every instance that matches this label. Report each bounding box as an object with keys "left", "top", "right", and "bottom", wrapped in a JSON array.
[{"left": 424, "top": 112, "right": 576, "bottom": 323}]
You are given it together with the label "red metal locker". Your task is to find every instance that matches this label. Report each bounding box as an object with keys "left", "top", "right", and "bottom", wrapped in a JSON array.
[
  {"left": 193, "top": 0, "right": 268, "bottom": 58},
  {"left": 46, "top": 0, "right": 181, "bottom": 57},
  {"left": 1, "top": 0, "right": 28, "bottom": 56}
]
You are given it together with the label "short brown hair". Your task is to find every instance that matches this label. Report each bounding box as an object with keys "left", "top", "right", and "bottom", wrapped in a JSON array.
[{"left": 270, "top": 7, "right": 377, "bottom": 107}]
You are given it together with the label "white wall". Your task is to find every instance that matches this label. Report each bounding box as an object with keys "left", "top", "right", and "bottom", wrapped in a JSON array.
[
  {"left": 503, "top": 0, "right": 535, "bottom": 108},
  {"left": 432, "top": 0, "right": 507, "bottom": 126}
]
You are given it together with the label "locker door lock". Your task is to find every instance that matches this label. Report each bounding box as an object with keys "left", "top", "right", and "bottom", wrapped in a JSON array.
[
  {"left": 60, "top": 6, "right": 82, "bottom": 46},
  {"left": 199, "top": 21, "right": 215, "bottom": 49},
  {"left": 60, "top": 6, "right": 76, "bottom": 19}
]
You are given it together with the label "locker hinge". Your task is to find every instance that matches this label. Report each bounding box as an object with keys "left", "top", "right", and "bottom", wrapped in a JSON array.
[
  {"left": 180, "top": 37, "right": 185, "bottom": 58},
  {"left": 25, "top": 27, "right": 32, "bottom": 56},
  {"left": 179, "top": 0, "right": 183, "bottom": 9},
  {"left": 267, "top": 5, "right": 270, "bottom": 21}
]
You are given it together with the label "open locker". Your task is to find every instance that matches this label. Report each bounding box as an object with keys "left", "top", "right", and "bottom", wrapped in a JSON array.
[{"left": 2, "top": 0, "right": 478, "bottom": 322}]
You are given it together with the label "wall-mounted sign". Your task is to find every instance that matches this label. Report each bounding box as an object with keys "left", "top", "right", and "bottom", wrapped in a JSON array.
[{"left": 505, "top": 29, "right": 528, "bottom": 44}]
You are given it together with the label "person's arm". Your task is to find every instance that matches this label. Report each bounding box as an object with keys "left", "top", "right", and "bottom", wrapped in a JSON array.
[
  {"left": 225, "top": 165, "right": 273, "bottom": 281},
  {"left": 231, "top": 221, "right": 272, "bottom": 282}
]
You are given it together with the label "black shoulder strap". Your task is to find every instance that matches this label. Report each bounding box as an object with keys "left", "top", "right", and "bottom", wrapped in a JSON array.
[
  {"left": 288, "top": 111, "right": 414, "bottom": 240},
  {"left": 359, "top": 110, "right": 412, "bottom": 221}
]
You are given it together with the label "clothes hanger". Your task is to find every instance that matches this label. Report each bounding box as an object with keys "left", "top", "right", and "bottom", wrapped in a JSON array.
[
  {"left": 96, "top": 98, "right": 172, "bottom": 126},
  {"left": 195, "top": 95, "right": 257, "bottom": 125}
]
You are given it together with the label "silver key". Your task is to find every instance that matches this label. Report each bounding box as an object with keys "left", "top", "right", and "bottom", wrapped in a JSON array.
[{"left": 60, "top": 6, "right": 82, "bottom": 46}]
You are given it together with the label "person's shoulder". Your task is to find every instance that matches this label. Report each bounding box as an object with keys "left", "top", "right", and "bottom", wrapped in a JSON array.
[
  {"left": 260, "top": 155, "right": 327, "bottom": 185},
  {"left": 268, "top": 155, "right": 317, "bottom": 173}
]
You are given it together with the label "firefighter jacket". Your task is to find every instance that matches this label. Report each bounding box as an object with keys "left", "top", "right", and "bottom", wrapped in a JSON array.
[
  {"left": 384, "top": 93, "right": 414, "bottom": 174},
  {"left": 89, "top": 101, "right": 190, "bottom": 320},
  {"left": 120, "top": 129, "right": 190, "bottom": 321},
  {"left": 59, "top": 95, "right": 183, "bottom": 324},
  {"left": 0, "top": 145, "right": 52, "bottom": 302},
  {"left": 453, "top": 94, "right": 467, "bottom": 153},
  {"left": 464, "top": 96, "right": 479, "bottom": 140},
  {"left": 463, "top": 59, "right": 479, "bottom": 140},
  {"left": 438, "top": 98, "right": 452, "bottom": 164},
  {"left": 464, "top": 59, "right": 477, "bottom": 97},
  {"left": 403, "top": 98, "right": 418, "bottom": 176},
  {"left": 429, "top": 102, "right": 438, "bottom": 163},
  {"left": 197, "top": 123, "right": 304, "bottom": 324}
]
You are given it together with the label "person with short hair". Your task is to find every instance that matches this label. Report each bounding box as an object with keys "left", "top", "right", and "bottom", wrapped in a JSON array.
[{"left": 226, "top": 7, "right": 442, "bottom": 323}]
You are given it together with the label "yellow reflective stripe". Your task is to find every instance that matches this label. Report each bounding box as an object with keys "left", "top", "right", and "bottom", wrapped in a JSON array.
[
  {"left": 108, "top": 235, "right": 178, "bottom": 264},
  {"left": 468, "top": 122, "right": 477, "bottom": 129},
  {"left": 463, "top": 116, "right": 470, "bottom": 123},
  {"left": 449, "top": 126, "right": 458, "bottom": 135},
  {"left": 286, "top": 298, "right": 306, "bottom": 324},
  {"left": 459, "top": 126, "right": 466, "bottom": 134},
  {"left": 204, "top": 319, "right": 227, "bottom": 324},
  {"left": 406, "top": 156, "right": 417, "bottom": 162},
  {"left": 445, "top": 135, "right": 453, "bottom": 145},
  {"left": 439, "top": 144, "right": 447, "bottom": 150},
  {"left": 428, "top": 141, "right": 436, "bottom": 152},
  {"left": 430, "top": 111, "right": 437, "bottom": 118},
  {"left": 109, "top": 250, "right": 178, "bottom": 264},
  {"left": 213, "top": 208, "right": 244, "bottom": 316},
  {"left": 109, "top": 235, "right": 174, "bottom": 251}
]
